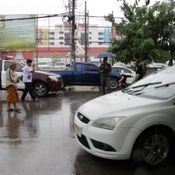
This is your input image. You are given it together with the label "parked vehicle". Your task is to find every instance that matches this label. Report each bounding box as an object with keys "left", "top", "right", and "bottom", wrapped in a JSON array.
[
  {"left": 112, "top": 64, "right": 136, "bottom": 85},
  {"left": 53, "top": 62, "right": 67, "bottom": 70},
  {"left": 0, "top": 59, "right": 62, "bottom": 97},
  {"left": 50, "top": 62, "right": 121, "bottom": 90},
  {"left": 37, "top": 61, "right": 52, "bottom": 69},
  {"left": 74, "top": 66, "right": 175, "bottom": 166}
]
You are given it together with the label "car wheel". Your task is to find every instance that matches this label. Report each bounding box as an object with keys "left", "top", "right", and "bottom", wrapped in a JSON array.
[
  {"left": 110, "top": 78, "right": 118, "bottom": 90},
  {"left": 33, "top": 82, "right": 48, "bottom": 97},
  {"left": 132, "top": 129, "right": 171, "bottom": 166}
]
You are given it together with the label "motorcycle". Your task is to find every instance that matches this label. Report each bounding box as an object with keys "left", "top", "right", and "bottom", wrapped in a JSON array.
[{"left": 117, "top": 73, "right": 131, "bottom": 90}]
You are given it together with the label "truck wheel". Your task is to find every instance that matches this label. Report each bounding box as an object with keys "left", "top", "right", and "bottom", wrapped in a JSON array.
[
  {"left": 33, "top": 82, "right": 48, "bottom": 97},
  {"left": 110, "top": 78, "right": 118, "bottom": 90},
  {"left": 132, "top": 129, "right": 171, "bottom": 166}
]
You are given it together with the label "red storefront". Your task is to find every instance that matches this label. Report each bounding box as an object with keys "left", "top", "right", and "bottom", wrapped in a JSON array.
[{"left": 1, "top": 47, "right": 108, "bottom": 60}]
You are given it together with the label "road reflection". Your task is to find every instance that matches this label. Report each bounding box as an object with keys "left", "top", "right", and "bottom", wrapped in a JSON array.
[
  {"left": 73, "top": 150, "right": 175, "bottom": 175},
  {"left": 6, "top": 112, "right": 20, "bottom": 139}
]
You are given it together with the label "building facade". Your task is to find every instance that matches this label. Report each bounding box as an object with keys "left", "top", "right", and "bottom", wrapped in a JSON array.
[{"left": 37, "top": 23, "right": 112, "bottom": 58}]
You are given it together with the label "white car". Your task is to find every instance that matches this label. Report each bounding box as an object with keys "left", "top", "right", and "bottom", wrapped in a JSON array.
[
  {"left": 53, "top": 62, "right": 67, "bottom": 70},
  {"left": 74, "top": 66, "right": 175, "bottom": 166},
  {"left": 37, "top": 61, "right": 52, "bottom": 69},
  {"left": 112, "top": 64, "right": 136, "bottom": 84}
]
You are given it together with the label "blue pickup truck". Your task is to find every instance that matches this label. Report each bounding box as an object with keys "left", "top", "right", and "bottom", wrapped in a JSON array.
[{"left": 49, "top": 62, "right": 121, "bottom": 89}]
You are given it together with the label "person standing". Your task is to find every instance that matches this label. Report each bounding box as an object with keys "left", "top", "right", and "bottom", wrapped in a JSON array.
[
  {"left": 6, "top": 61, "right": 21, "bottom": 112},
  {"left": 21, "top": 60, "right": 38, "bottom": 102},
  {"left": 99, "top": 57, "right": 112, "bottom": 94},
  {"left": 133, "top": 54, "right": 147, "bottom": 81}
]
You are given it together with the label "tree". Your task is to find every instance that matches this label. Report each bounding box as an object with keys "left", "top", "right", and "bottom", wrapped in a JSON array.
[
  {"left": 106, "top": 1, "right": 175, "bottom": 64},
  {"left": 51, "top": 54, "right": 60, "bottom": 64}
]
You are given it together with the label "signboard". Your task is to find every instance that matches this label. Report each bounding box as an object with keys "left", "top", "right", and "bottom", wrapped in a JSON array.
[
  {"left": 38, "top": 28, "right": 48, "bottom": 46},
  {"left": 0, "top": 14, "right": 36, "bottom": 51}
]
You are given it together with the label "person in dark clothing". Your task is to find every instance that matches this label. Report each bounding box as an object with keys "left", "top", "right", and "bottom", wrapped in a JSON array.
[
  {"left": 21, "top": 60, "right": 38, "bottom": 102},
  {"left": 99, "top": 57, "right": 112, "bottom": 94},
  {"left": 133, "top": 54, "right": 147, "bottom": 81}
]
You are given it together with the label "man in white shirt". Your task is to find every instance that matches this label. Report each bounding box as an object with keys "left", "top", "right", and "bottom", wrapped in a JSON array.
[{"left": 21, "top": 60, "right": 38, "bottom": 102}]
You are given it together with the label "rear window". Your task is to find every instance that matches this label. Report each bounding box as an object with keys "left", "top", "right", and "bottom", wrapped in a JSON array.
[{"left": 4, "top": 61, "right": 23, "bottom": 72}]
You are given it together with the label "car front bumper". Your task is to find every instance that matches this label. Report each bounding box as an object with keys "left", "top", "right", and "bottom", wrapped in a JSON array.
[
  {"left": 48, "top": 79, "right": 62, "bottom": 91},
  {"left": 74, "top": 114, "right": 139, "bottom": 160}
]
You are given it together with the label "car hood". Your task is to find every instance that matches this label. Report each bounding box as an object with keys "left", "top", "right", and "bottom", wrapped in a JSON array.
[
  {"left": 78, "top": 91, "right": 164, "bottom": 121},
  {"left": 35, "top": 70, "right": 61, "bottom": 77}
]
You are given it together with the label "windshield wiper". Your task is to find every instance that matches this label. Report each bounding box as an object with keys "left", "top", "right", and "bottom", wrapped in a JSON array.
[
  {"left": 155, "top": 82, "right": 175, "bottom": 89},
  {"left": 129, "top": 82, "right": 162, "bottom": 89},
  {"left": 123, "top": 81, "right": 162, "bottom": 94}
]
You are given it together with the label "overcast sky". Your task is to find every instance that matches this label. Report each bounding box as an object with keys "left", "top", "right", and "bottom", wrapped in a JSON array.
[
  {"left": 0, "top": 0, "right": 161, "bottom": 25},
  {"left": 0, "top": 0, "right": 149, "bottom": 15}
]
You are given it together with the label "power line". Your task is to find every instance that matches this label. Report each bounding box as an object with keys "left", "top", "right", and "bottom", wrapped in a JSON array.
[{"left": 0, "top": 14, "right": 66, "bottom": 22}]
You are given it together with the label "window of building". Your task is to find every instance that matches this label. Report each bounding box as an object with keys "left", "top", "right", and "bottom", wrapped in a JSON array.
[
  {"left": 98, "top": 37, "right": 104, "bottom": 40},
  {"left": 49, "top": 37, "right": 55, "bottom": 40},
  {"left": 59, "top": 31, "right": 64, "bottom": 34},
  {"left": 49, "top": 32, "right": 55, "bottom": 35},
  {"left": 65, "top": 33, "right": 71, "bottom": 45},
  {"left": 98, "top": 42, "right": 103, "bottom": 45},
  {"left": 59, "top": 37, "right": 64, "bottom": 40},
  {"left": 49, "top": 42, "right": 55, "bottom": 45},
  {"left": 98, "top": 32, "right": 103, "bottom": 35},
  {"left": 59, "top": 42, "right": 64, "bottom": 45}
]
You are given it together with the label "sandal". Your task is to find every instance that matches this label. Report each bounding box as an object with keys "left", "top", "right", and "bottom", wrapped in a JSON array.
[
  {"left": 7, "top": 108, "right": 14, "bottom": 112},
  {"left": 14, "top": 108, "right": 21, "bottom": 113}
]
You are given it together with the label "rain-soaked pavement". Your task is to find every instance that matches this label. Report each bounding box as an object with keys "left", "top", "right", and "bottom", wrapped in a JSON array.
[{"left": 0, "top": 87, "right": 175, "bottom": 175}]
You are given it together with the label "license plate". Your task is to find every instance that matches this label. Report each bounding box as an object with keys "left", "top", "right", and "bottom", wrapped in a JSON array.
[{"left": 74, "top": 123, "right": 82, "bottom": 137}]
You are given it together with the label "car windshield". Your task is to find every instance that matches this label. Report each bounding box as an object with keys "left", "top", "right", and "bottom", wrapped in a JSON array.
[{"left": 123, "top": 68, "right": 175, "bottom": 100}]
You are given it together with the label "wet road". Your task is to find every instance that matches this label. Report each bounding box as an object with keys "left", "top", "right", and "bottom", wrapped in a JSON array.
[{"left": 0, "top": 89, "right": 175, "bottom": 175}]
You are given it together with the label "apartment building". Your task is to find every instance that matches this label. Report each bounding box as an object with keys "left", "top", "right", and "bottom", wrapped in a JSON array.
[{"left": 38, "top": 23, "right": 111, "bottom": 48}]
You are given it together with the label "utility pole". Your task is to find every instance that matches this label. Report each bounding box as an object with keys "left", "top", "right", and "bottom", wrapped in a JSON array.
[
  {"left": 84, "top": 1, "right": 88, "bottom": 62},
  {"left": 169, "top": 0, "right": 175, "bottom": 66},
  {"left": 71, "top": 0, "right": 76, "bottom": 63}
]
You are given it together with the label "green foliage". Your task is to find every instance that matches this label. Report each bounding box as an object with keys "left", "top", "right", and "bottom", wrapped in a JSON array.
[
  {"left": 52, "top": 54, "right": 60, "bottom": 63},
  {"left": 107, "top": 0, "right": 175, "bottom": 63}
]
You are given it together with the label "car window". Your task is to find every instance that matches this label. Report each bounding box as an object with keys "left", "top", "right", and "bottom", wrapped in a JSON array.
[
  {"left": 4, "top": 61, "right": 23, "bottom": 72},
  {"left": 75, "top": 63, "right": 82, "bottom": 72},
  {"left": 0, "top": 60, "right": 2, "bottom": 71},
  {"left": 112, "top": 67, "right": 121, "bottom": 73},
  {"left": 15, "top": 64, "right": 23, "bottom": 72},
  {"left": 123, "top": 68, "right": 132, "bottom": 74},
  {"left": 4, "top": 61, "right": 10, "bottom": 71},
  {"left": 112, "top": 67, "right": 132, "bottom": 74},
  {"left": 84, "top": 64, "right": 98, "bottom": 72}
]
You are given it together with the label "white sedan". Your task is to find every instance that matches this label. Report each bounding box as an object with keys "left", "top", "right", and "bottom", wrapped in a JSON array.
[
  {"left": 112, "top": 64, "right": 136, "bottom": 84},
  {"left": 74, "top": 66, "right": 175, "bottom": 166}
]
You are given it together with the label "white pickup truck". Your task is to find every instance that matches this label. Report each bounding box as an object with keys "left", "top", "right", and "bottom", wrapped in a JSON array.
[{"left": 0, "top": 59, "right": 62, "bottom": 97}]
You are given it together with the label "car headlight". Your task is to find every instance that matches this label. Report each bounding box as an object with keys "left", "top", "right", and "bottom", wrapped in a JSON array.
[
  {"left": 48, "top": 75, "right": 58, "bottom": 81},
  {"left": 92, "top": 117, "right": 123, "bottom": 130}
]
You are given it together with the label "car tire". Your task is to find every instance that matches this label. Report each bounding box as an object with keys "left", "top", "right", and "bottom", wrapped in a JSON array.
[
  {"left": 110, "top": 78, "right": 118, "bottom": 90},
  {"left": 132, "top": 129, "right": 171, "bottom": 166},
  {"left": 33, "top": 81, "right": 48, "bottom": 97}
]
